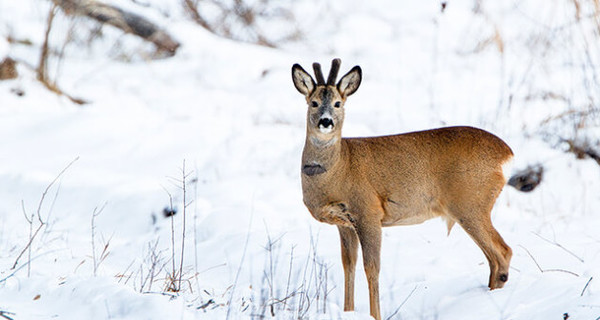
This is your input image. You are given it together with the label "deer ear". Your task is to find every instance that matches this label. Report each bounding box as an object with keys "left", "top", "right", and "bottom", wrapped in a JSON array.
[
  {"left": 292, "top": 64, "right": 315, "bottom": 96},
  {"left": 337, "top": 66, "right": 362, "bottom": 97}
]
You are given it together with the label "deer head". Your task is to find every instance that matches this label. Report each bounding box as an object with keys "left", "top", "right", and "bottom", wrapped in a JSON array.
[{"left": 292, "top": 59, "right": 362, "bottom": 140}]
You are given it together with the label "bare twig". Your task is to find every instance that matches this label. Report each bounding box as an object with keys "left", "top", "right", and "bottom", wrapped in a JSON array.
[
  {"left": 178, "top": 160, "right": 188, "bottom": 292},
  {"left": 386, "top": 285, "right": 418, "bottom": 320},
  {"left": 197, "top": 299, "right": 215, "bottom": 310},
  {"left": 519, "top": 245, "right": 580, "bottom": 277},
  {"left": 116, "top": 259, "right": 136, "bottom": 285},
  {"left": 225, "top": 204, "right": 253, "bottom": 320},
  {"left": 581, "top": 276, "right": 593, "bottom": 296},
  {"left": 37, "top": 3, "right": 58, "bottom": 86},
  {"left": 21, "top": 200, "right": 34, "bottom": 277},
  {"left": 12, "top": 157, "right": 79, "bottom": 271},
  {"left": 283, "top": 245, "right": 295, "bottom": 311},
  {"left": 298, "top": 229, "right": 320, "bottom": 318},
  {"left": 91, "top": 202, "right": 109, "bottom": 276},
  {"left": 182, "top": 0, "right": 213, "bottom": 31},
  {"left": 533, "top": 232, "right": 584, "bottom": 263},
  {"left": 0, "top": 310, "right": 15, "bottom": 320},
  {"left": 192, "top": 165, "right": 200, "bottom": 293},
  {"left": 2, "top": 249, "right": 65, "bottom": 284},
  {"left": 162, "top": 187, "right": 177, "bottom": 292},
  {"left": 137, "top": 239, "right": 168, "bottom": 293},
  {"left": 37, "top": 4, "right": 87, "bottom": 105},
  {"left": 162, "top": 160, "right": 194, "bottom": 293}
]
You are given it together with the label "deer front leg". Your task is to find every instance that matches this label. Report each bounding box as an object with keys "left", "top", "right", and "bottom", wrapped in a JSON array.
[
  {"left": 338, "top": 225, "right": 358, "bottom": 311},
  {"left": 355, "top": 218, "right": 382, "bottom": 320}
]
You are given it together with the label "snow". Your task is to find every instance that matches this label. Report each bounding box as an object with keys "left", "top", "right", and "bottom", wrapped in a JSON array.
[{"left": 1, "top": 0, "right": 599, "bottom": 319}]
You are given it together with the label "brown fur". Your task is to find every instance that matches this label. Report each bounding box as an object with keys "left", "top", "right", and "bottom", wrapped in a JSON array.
[{"left": 292, "top": 60, "right": 513, "bottom": 320}]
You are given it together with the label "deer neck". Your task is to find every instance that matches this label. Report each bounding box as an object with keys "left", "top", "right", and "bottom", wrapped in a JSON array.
[{"left": 302, "top": 132, "right": 343, "bottom": 177}]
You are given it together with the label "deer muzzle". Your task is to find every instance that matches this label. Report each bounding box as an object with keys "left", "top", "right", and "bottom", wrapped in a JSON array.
[{"left": 318, "top": 117, "right": 334, "bottom": 133}]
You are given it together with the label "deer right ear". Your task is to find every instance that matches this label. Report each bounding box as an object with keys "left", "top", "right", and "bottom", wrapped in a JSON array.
[
  {"left": 337, "top": 66, "right": 362, "bottom": 97},
  {"left": 292, "top": 64, "right": 315, "bottom": 96}
]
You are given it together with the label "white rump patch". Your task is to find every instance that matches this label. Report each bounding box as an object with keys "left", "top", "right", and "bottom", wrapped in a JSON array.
[{"left": 501, "top": 157, "right": 514, "bottom": 182}]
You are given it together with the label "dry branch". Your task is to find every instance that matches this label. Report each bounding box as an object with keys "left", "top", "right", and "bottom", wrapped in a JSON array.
[
  {"left": 519, "top": 245, "right": 580, "bottom": 277},
  {"left": 0, "top": 310, "right": 15, "bottom": 320},
  {"left": 52, "top": 0, "right": 180, "bottom": 56},
  {"left": 11, "top": 157, "right": 79, "bottom": 271},
  {"left": 581, "top": 276, "right": 593, "bottom": 296},
  {"left": 38, "top": 4, "right": 88, "bottom": 105}
]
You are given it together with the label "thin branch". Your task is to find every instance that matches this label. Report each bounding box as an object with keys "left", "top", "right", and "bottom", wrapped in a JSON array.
[
  {"left": 386, "top": 285, "right": 418, "bottom": 320},
  {"left": 178, "top": 159, "right": 187, "bottom": 293},
  {"left": 0, "top": 310, "right": 15, "bottom": 320},
  {"left": 11, "top": 157, "right": 79, "bottom": 270},
  {"left": 37, "top": 3, "right": 58, "bottom": 86},
  {"left": 2, "top": 249, "right": 65, "bottom": 284},
  {"left": 23, "top": 201, "right": 34, "bottom": 277},
  {"left": 226, "top": 204, "right": 253, "bottom": 320},
  {"left": 162, "top": 186, "right": 176, "bottom": 290},
  {"left": 182, "top": 0, "right": 213, "bottom": 31},
  {"left": 283, "top": 245, "right": 295, "bottom": 311},
  {"left": 37, "top": 4, "right": 87, "bottom": 105},
  {"left": 520, "top": 245, "right": 580, "bottom": 277},
  {"left": 37, "top": 156, "right": 80, "bottom": 222},
  {"left": 21, "top": 200, "right": 32, "bottom": 224},
  {"left": 533, "top": 232, "right": 584, "bottom": 263},
  {"left": 91, "top": 202, "right": 108, "bottom": 276},
  {"left": 581, "top": 277, "right": 593, "bottom": 296}
]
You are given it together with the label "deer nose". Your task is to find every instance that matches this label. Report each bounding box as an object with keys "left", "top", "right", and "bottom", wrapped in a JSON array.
[{"left": 318, "top": 117, "right": 334, "bottom": 130}]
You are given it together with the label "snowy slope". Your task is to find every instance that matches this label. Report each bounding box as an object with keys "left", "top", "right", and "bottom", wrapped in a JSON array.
[{"left": 1, "top": 0, "right": 599, "bottom": 319}]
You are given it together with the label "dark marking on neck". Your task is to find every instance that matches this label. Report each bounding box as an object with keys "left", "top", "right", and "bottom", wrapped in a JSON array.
[{"left": 302, "top": 163, "right": 327, "bottom": 176}]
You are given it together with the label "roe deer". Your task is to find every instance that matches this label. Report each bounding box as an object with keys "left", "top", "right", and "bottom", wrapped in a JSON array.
[{"left": 292, "top": 59, "right": 513, "bottom": 320}]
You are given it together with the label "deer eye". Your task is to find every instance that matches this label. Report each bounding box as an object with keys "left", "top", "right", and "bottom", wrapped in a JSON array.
[
  {"left": 334, "top": 101, "right": 341, "bottom": 108},
  {"left": 311, "top": 101, "right": 319, "bottom": 108}
]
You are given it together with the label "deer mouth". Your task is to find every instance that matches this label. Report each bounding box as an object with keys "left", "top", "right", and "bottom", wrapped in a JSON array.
[{"left": 318, "top": 118, "right": 334, "bottom": 133}]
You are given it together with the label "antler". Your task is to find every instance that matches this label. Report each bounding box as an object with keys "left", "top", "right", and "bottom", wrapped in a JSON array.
[
  {"left": 327, "top": 58, "right": 341, "bottom": 85},
  {"left": 312, "top": 63, "right": 325, "bottom": 85}
]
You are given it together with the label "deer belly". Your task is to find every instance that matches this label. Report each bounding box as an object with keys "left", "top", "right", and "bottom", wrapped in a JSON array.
[{"left": 381, "top": 196, "right": 444, "bottom": 227}]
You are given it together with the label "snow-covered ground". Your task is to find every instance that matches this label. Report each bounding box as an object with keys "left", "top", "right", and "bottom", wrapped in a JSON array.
[{"left": 1, "top": 0, "right": 599, "bottom": 319}]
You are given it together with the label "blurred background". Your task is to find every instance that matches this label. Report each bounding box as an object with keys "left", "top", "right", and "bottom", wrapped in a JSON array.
[{"left": 0, "top": 1, "right": 599, "bottom": 319}]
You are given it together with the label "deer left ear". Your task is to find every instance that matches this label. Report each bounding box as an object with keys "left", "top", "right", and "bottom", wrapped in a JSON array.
[
  {"left": 292, "top": 64, "right": 315, "bottom": 96},
  {"left": 337, "top": 66, "right": 362, "bottom": 97}
]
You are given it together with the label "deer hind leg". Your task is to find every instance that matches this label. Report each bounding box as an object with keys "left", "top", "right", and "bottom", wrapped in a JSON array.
[
  {"left": 457, "top": 214, "right": 512, "bottom": 289},
  {"left": 355, "top": 218, "right": 382, "bottom": 320},
  {"left": 338, "top": 225, "right": 358, "bottom": 311}
]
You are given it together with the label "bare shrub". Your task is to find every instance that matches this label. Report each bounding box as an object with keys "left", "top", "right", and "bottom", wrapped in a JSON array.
[
  {"left": 116, "top": 239, "right": 169, "bottom": 294},
  {"left": 231, "top": 231, "right": 334, "bottom": 319},
  {"left": 11, "top": 157, "right": 78, "bottom": 276},
  {"left": 162, "top": 160, "right": 194, "bottom": 293},
  {"left": 539, "top": 107, "right": 600, "bottom": 166},
  {"left": 182, "top": 0, "right": 301, "bottom": 47},
  {"left": 91, "top": 203, "right": 110, "bottom": 276},
  {"left": 52, "top": 0, "right": 180, "bottom": 56},
  {"left": 497, "top": 0, "right": 600, "bottom": 159}
]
